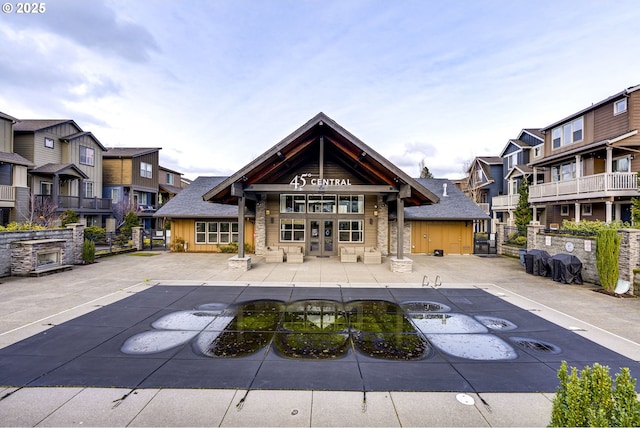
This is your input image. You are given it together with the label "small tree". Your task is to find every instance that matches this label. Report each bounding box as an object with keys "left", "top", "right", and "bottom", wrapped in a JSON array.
[
  {"left": 419, "top": 159, "right": 434, "bottom": 178},
  {"left": 596, "top": 228, "right": 621, "bottom": 292},
  {"left": 82, "top": 239, "right": 95, "bottom": 263},
  {"left": 514, "top": 179, "right": 532, "bottom": 236},
  {"left": 120, "top": 211, "right": 140, "bottom": 239}
]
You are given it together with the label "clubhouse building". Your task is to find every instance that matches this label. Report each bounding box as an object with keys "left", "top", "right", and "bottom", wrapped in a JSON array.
[{"left": 155, "top": 113, "right": 488, "bottom": 271}]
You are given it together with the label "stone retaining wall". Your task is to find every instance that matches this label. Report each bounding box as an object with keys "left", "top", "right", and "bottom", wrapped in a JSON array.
[{"left": 0, "top": 224, "right": 85, "bottom": 277}]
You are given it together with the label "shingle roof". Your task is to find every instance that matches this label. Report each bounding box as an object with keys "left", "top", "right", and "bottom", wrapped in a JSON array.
[
  {"left": 0, "top": 111, "right": 18, "bottom": 122},
  {"left": 0, "top": 151, "right": 34, "bottom": 167},
  {"left": 13, "top": 119, "right": 75, "bottom": 132},
  {"left": 104, "top": 147, "right": 161, "bottom": 158},
  {"left": 404, "top": 178, "right": 490, "bottom": 220},
  {"left": 30, "top": 163, "right": 89, "bottom": 179},
  {"left": 154, "top": 176, "right": 239, "bottom": 218},
  {"left": 156, "top": 176, "right": 487, "bottom": 221}
]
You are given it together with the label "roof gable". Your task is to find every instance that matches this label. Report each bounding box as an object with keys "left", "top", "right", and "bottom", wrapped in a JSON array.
[
  {"left": 203, "top": 112, "right": 439, "bottom": 206},
  {"left": 104, "top": 147, "right": 161, "bottom": 158},
  {"left": 14, "top": 119, "right": 80, "bottom": 133}
]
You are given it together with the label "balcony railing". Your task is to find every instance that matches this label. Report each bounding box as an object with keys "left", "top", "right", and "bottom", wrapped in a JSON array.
[
  {"left": 529, "top": 172, "right": 638, "bottom": 202},
  {"left": 0, "top": 185, "right": 16, "bottom": 203},
  {"left": 491, "top": 194, "right": 520, "bottom": 210},
  {"left": 35, "top": 195, "right": 112, "bottom": 211}
]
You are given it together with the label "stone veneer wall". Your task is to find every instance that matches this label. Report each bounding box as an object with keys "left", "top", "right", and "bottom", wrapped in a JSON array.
[
  {"left": 376, "top": 195, "right": 389, "bottom": 256},
  {"left": 0, "top": 223, "right": 85, "bottom": 277},
  {"left": 254, "top": 202, "right": 267, "bottom": 255},
  {"left": 496, "top": 222, "right": 640, "bottom": 292},
  {"left": 388, "top": 221, "right": 411, "bottom": 256}
]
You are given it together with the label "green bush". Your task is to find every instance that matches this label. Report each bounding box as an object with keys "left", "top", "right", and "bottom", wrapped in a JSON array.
[
  {"left": 82, "top": 239, "right": 95, "bottom": 264},
  {"left": 550, "top": 361, "right": 640, "bottom": 427},
  {"left": 119, "top": 211, "right": 140, "bottom": 238},
  {"left": 0, "top": 222, "right": 48, "bottom": 232},
  {"left": 84, "top": 226, "right": 106, "bottom": 243},
  {"left": 59, "top": 209, "right": 80, "bottom": 227},
  {"left": 562, "top": 219, "right": 629, "bottom": 235},
  {"left": 596, "top": 228, "right": 621, "bottom": 292}
]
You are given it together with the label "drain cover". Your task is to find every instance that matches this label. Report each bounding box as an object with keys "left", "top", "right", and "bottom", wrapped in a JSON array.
[{"left": 510, "top": 337, "right": 561, "bottom": 354}]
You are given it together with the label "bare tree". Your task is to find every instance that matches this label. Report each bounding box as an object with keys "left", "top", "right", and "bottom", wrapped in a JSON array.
[
  {"left": 461, "top": 158, "right": 481, "bottom": 203},
  {"left": 112, "top": 198, "right": 137, "bottom": 226},
  {"left": 23, "top": 192, "right": 59, "bottom": 227},
  {"left": 418, "top": 159, "right": 434, "bottom": 178}
]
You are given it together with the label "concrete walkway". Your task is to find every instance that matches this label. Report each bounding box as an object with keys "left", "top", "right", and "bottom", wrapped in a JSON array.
[{"left": 0, "top": 252, "right": 639, "bottom": 427}]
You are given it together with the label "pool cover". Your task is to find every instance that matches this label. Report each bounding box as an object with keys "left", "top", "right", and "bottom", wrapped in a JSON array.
[{"left": 0, "top": 285, "right": 638, "bottom": 393}]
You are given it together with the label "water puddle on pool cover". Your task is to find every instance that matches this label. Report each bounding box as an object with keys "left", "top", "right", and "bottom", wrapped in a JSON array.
[{"left": 121, "top": 299, "right": 538, "bottom": 361}]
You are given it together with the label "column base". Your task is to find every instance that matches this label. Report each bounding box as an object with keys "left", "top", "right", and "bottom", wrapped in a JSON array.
[
  {"left": 228, "top": 256, "right": 252, "bottom": 271},
  {"left": 390, "top": 256, "right": 413, "bottom": 273}
]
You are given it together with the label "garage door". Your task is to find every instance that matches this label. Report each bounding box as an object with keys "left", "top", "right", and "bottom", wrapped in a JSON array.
[{"left": 410, "top": 221, "right": 473, "bottom": 255}]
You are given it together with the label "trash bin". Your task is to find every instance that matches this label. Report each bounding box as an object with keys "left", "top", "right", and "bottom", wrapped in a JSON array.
[
  {"left": 524, "top": 249, "right": 551, "bottom": 276},
  {"left": 434, "top": 249, "right": 444, "bottom": 257},
  {"left": 519, "top": 249, "right": 527, "bottom": 266}
]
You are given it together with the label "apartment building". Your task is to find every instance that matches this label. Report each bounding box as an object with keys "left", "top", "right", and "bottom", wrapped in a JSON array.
[
  {"left": 529, "top": 84, "right": 640, "bottom": 226},
  {"left": 0, "top": 112, "right": 33, "bottom": 225}
]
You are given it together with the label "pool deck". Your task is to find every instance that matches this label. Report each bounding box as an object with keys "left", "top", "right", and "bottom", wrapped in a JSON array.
[{"left": 0, "top": 252, "right": 639, "bottom": 427}]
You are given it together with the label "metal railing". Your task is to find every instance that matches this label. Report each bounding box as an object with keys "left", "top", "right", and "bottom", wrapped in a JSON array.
[
  {"left": 35, "top": 195, "right": 112, "bottom": 210},
  {"left": 529, "top": 172, "right": 637, "bottom": 201}
]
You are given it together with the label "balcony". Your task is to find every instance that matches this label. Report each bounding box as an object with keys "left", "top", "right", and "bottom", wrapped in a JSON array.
[
  {"left": 35, "top": 195, "right": 112, "bottom": 211},
  {"left": 529, "top": 172, "right": 638, "bottom": 203},
  {"left": 0, "top": 185, "right": 16, "bottom": 204},
  {"left": 492, "top": 194, "right": 520, "bottom": 211},
  {"left": 476, "top": 202, "right": 490, "bottom": 214}
]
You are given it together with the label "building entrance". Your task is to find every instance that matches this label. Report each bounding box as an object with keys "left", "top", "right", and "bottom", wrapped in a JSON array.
[{"left": 308, "top": 219, "right": 335, "bottom": 256}]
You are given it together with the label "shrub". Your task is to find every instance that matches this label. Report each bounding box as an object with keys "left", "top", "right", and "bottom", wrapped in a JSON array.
[
  {"left": 84, "top": 226, "right": 106, "bottom": 243},
  {"left": 550, "top": 361, "right": 640, "bottom": 427},
  {"left": 596, "top": 228, "right": 621, "bottom": 292},
  {"left": 0, "top": 222, "right": 48, "bottom": 232},
  {"left": 169, "top": 237, "right": 186, "bottom": 252},
  {"left": 119, "top": 211, "right": 140, "bottom": 238},
  {"left": 82, "top": 239, "right": 95, "bottom": 263},
  {"left": 59, "top": 209, "right": 80, "bottom": 227}
]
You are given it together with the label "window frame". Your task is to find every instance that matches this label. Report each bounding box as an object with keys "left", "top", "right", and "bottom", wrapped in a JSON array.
[
  {"left": 338, "top": 219, "right": 364, "bottom": 243},
  {"left": 614, "top": 98, "right": 627, "bottom": 115},
  {"left": 552, "top": 116, "right": 583, "bottom": 149},
  {"left": 195, "top": 221, "right": 238, "bottom": 245},
  {"left": 44, "top": 137, "right": 54, "bottom": 149},
  {"left": 561, "top": 205, "right": 570, "bottom": 216},
  {"left": 338, "top": 195, "right": 364, "bottom": 214},
  {"left": 612, "top": 156, "right": 631, "bottom": 173},
  {"left": 140, "top": 162, "right": 153, "bottom": 179},
  {"left": 582, "top": 204, "right": 592, "bottom": 216},
  {"left": 280, "top": 194, "right": 306, "bottom": 213},
  {"left": 280, "top": 218, "right": 305, "bottom": 242},
  {"left": 79, "top": 146, "right": 95, "bottom": 166},
  {"left": 40, "top": 181, "right": 52, "bottom": 196},
  {"left": 84, "top": 181, "right": 94, "bottom": 198}
]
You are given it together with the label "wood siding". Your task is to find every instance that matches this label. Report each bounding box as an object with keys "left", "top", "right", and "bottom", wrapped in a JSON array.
[
  {"left": 103, "top": 158, "right": 133, "bottom": 185},
  {"left": 171, "top": 218, "right": 254, "bottom": 252},
  {"left": 132, "top": 151, "right": 159, "bottom": 189},
  {"left": 410, "top": 221, "right": 473, "bottom": 255},
  {"left": 593, "top": 99, "right": 629, "bottom": 142},
  {"left": 0, "top": 119, "right": 12, "bottom": 152}
]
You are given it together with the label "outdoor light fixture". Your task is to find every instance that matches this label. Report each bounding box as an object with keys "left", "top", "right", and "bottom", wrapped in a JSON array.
[
  {"left": 265, "top": 209, "right": 271, "bottom": 215},
  {"left": 373, "top": 210, "right": 378, "bottom": 216}
]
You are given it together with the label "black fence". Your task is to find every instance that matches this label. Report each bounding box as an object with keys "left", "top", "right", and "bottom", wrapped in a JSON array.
[
  {"left": 142, "top": 229, "right": 168, "bottom": 251},
  {"left": 473, "top": 232, "right": 497, "bottom": 254}
]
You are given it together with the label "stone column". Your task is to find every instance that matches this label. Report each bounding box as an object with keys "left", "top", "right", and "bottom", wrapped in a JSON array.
[
  {"left": 618, "top": 229, "right": 640, "bottom": 287},
  {"left": 376, "top": 195, "right": 388, "bottom": 256},
  {"left": 255, "top": 200, "right": 267, "bottom": 255},
  {"left": 66, "top": 223, "right": 85, "bottom": 264},
  {"left": 132, "top": 227, "right": 143, "bottom": 251}
]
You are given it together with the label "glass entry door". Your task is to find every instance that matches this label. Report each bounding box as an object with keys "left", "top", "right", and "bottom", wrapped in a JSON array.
[{"left": 308, "top": 220, "right": 335, "bottom": 256}]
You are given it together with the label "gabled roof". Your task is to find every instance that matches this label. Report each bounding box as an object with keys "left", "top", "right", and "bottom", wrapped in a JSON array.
[
  {"left": 0, "top": 151, "right": 34, "bottom": 167},
  {"left": 30, "top": 163, "right": 89, "bottom": 179},
  {"left": 159, "top": 165, "right": 183, "bottom": 175},
  {"left": 154, "top": 176, "right": 239, "bottom": 218},
  {"left": 476, "top": 156, "right": 503, "bottom": 165},
  {"left": 404, "top": 178, "right": 490, "bottom": 220},
  {"left": 62, "top": 131, "right": 107, "bottom": 151},
  {"left": 159, "top": 183, "right": 183, "bottom": 195},
  {"left": 202, "top": 112, "right": 439, "bottom": 206},
  {"left": 505, "top": 165, "right": 533, "bottom": 180},
  {"left": 542, "top": 84, "right": 640, "bottom": 131},
  {"left": 0, "top": 111, "right": 18, "bottom": 123},
  {"left": 14, "top": 119, "right": 80, "bottom": 133},
  {"left": 522, "top": 128, "right": 544, "bottom": 140},
  {"left": 104, "top": 147, "right": 161, "bottom": 158}
]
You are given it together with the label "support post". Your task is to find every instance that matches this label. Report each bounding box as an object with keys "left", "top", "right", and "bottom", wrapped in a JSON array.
[{"left": 397, "top": 197, "right": 404, "bottom": 260}]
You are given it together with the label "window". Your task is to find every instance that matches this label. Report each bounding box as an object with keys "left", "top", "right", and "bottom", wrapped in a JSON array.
[
  {"left": 195, "top": 221, "right": 238, "bottom": 244},
  {"left": 280, "top": 219, "right": 305, "bottom": 241},
  {"left": 533, "top": 145, "right": 543, "bottom": 157},
  {"left": 561, "top": 205, "right": 569, "bottom": 216},
  {"left": 166, "top": 173, "right": 174, "bottom": 185},
  {"left": 551, "top": 161, "right": 576, "bottom": 182},
  {"left": 79, "top": 146, "right": 95, "bottom": 166},
  {"left": 41, "top": 181, "right": 52, "bottom": 195},
  {"left": 582, "top": 204, "right": 592, "bottom": 216},
  {"left": 111, "top": 188, "right": 120, "bottom": 201},
  {"left": 280, "top": 194, "right": 306, "bottom": 213},
  {"left": 338, "top": 195, "right": 364, "bottom": 213},
  {"left": 506, "top": 153, "right": 517, "bottom": 169},
  {"left": 308, "top": 194, "right": 336, "bottom": 213},
  {"left": 614, "top": 98, "right": 627, "bottom": 115},
  {"left": 612, "top": 156, "right": 631, "bottom": 173},
  {"left": 552, "top": 117, "right": 583, "bottom": 149},
  {"left": 44, "top": 137, "right": 54, "bottom": 149},
  {"left": 338, "top": 220, "right": 364, "bottom": 243},
  {"left": 84, "top": 181, "right": 94, "bottom": 198},
  {"left": 509, "top": 180, "right": 518, "bottom": 195},
  {"left": 140, "top": 162, "right": 152, "bottom": 178}
]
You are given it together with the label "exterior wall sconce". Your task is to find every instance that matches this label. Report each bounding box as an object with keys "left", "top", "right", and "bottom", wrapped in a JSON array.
[
  {"left": 373, "top": 210, "right": 378, "bottom": 216},
  {"left": 265, "top": 209, "right": 270, "bottom": 215}
]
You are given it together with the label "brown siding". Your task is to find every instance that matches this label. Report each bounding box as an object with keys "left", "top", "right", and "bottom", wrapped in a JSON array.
[
  {"left": 593, "top": 99, "right": 629, "bottom": 141},
  {"left": 630, "top": 90, "right": 640, "bottom": 130},
  {"left": 103, "top": 158, "right": 132, "bottom": 185},
  {"left": 0, "top": 119, "right": 12, "bottom": 152},
  {"left": 132, "top": 151, "right": 159, "bottom": 189},
  {"left": 170, "top": 218, "right": 254, "bottom": 253},
  {"left": 410, "top": 221, "right": 473, "bottom": 255}
]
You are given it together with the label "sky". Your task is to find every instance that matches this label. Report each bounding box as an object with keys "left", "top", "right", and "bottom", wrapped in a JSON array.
[{"left": 1, "top": 0, "right": 640, "bottom": 180}]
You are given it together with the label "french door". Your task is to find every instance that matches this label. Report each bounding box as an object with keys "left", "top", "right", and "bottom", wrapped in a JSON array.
[{"left": 308, "top": 219, "right": 335, "bottom": 256}]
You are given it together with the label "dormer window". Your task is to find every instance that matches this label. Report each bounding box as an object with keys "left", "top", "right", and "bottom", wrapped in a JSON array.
[
  {"left": 552, "top": 117, "right": 583, "bottom": 149},
  {"left": 614, "top": 98, "right": 627, "bottom": 115}
]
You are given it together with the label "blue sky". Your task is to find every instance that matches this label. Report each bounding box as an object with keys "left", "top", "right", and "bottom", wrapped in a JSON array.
[{"left": 2, "top": 0, "right": 639, "bottom": 180}]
